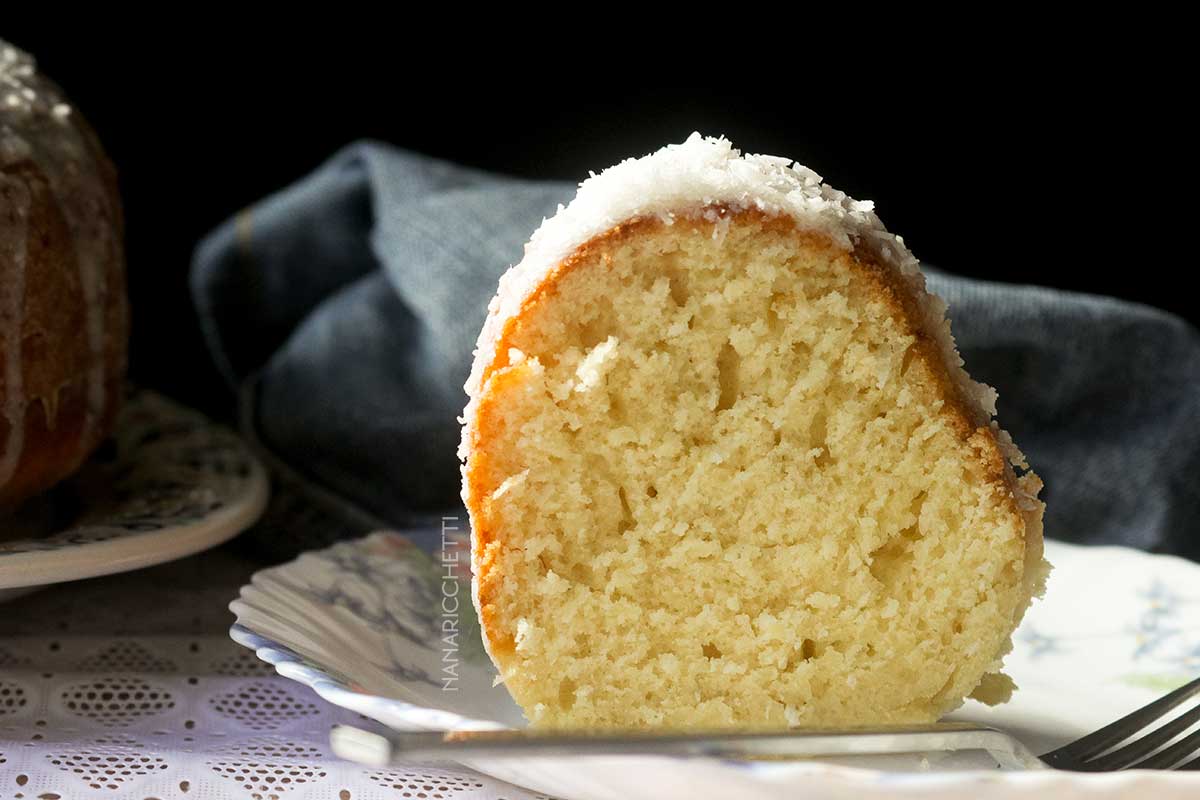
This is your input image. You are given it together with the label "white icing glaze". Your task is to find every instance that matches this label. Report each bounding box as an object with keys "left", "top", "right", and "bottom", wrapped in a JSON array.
[
  {"left": 1, "top": 40, "right": 115, "bottom": 453},
  {"left": 0, "top": 174, "right": 29, "bottom": 487}
]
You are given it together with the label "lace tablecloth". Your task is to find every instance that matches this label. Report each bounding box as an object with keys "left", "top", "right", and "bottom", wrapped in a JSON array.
[{"left": 0, "top": 547, "right": 550, "bottom": 800}]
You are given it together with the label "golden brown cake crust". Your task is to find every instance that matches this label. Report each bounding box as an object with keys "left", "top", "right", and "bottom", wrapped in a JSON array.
[
  {"left": 463, "top": 206, "right": 1044, "bottom": 663},
  {"left": 0, "top": 43, "right": 128, "bottom": 511}
]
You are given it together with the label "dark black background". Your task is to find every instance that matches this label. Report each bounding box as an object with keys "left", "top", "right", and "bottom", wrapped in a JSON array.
[{"left": 8, "top": 32, "right": 1192, "bottom": 415}]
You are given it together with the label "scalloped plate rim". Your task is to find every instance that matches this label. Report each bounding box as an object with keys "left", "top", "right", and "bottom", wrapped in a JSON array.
[
  {"left": 0, "top": 392, "right": 270, "bottom": 592},
  {"left": 228, "top": 537, "right": 1200, "bottom": 798}
]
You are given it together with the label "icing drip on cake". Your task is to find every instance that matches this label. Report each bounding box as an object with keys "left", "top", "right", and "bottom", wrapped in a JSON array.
[
  {"left": 0, "top": 175, "right": 29, "bottom": 487},
  {"left": 1, "top": 41, "right": 115, "bottom": 458}
]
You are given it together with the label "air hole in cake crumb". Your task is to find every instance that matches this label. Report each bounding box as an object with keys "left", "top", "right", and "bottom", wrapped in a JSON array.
[
  {"left": 578, "top": 306, "right": 613, "bottom": 349},
  {"left": 701, "top": 643, "right": 722, "bottom": 659},
  {"left": 767, "top": 294, "right": 788, "bottom": 334},
  {"left": 952, "top": 620, "right": 964, "bottom": 634},
  {"left": 800, "top": 639, "right": 817, "bottom": 661},
  {"left": 715, "top": 342, "right": 741, "bottom": 412},
  {"left": 809, "top": 412, "right": 833, "bottom": 467},
  {"left": 616, "top": 488, "right": 634, "bottom": 534},
  {"left": 608, "top": 389, "right": 627, "bottom": 422},
  {"left": 558, "top": 678, "right": 576, "bottom": 709},
  {"left": 910, "top": 491, "right": 927, "bottom": 520},
  {"left": 869, "top": 525, "right": 920, "bottom": 589},
  {"left": 570, "top": 562, "right": 592, "bottom": 585},
  {"left": 900, "top": 344, "right": 917, "bottom": 376},
  {"left": 665, "top": 268, "right": 690, "bottom": 307}
]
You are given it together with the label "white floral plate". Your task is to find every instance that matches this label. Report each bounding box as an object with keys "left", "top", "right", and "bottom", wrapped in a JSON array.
[
  {"left": 0, "top": 390, "right": 269, "bottom": 600},
  {"left": 230, "top": 531, "right": 1200, "bottom": 799}
]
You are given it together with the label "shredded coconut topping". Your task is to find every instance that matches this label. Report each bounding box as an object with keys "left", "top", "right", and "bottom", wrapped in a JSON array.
[
  {"left": 461, "top": 134, "right": 1020, "bottom": 478},
  {"left": 513, "top": 133, "right": 914, "bottom": 321},
  {"left": 466, "top": 134, "right": 916, "bottom": 402}
]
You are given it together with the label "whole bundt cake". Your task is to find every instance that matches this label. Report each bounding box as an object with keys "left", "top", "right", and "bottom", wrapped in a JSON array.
[
  {"left": 460, "top": 134, "right": 1047, "bottom": 729},
  {"left": 0, "top": 40, "right": 128, "bottom": 512}
]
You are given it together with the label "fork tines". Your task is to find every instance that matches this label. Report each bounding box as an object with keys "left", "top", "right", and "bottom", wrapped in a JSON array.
[{"left": 1041, "top": 675, "right": 1200, "bottom": 771}]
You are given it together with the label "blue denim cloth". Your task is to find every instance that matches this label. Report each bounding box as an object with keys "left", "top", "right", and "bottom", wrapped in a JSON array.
[{"left": 192, "top": 142, "right": 1200, "bottom": 561}]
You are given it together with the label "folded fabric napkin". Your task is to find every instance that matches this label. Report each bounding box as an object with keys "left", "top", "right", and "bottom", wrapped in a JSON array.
[{"left": 191, "top": 141, "right": 1200, "bottom": 562}]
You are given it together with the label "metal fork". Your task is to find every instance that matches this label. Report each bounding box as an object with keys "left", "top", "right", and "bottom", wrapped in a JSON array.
[
  {"left": 1039, "top": 673, "right": 1200, "bottom": 770},
  {"left": 331, "top": 674, "right": 1200, "bottom": 772}
]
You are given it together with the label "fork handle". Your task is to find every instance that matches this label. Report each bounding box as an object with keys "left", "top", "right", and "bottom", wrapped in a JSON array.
[{"left": 330, "top": 722, "right": 1048, "bottom": 770}]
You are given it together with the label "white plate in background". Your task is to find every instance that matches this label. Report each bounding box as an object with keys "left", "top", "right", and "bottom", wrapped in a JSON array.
[{"left": 0, "top": 390, "right": 268, "bottom": 600}]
